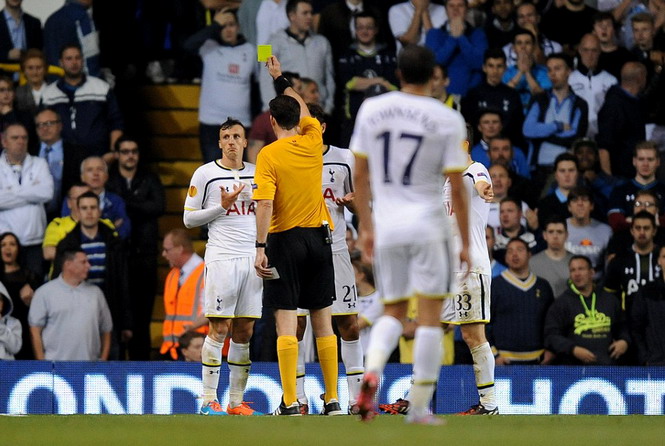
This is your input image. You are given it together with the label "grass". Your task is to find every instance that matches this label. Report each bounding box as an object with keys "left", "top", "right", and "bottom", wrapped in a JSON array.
[{"left": 1, "top": 414, "right": 662, "bottom": 446}]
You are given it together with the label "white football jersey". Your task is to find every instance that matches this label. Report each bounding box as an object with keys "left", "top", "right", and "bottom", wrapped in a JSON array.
[
  {"left": 322, "top": 145, "right": 355, "bottom": 253},
  {"left": 350, "top": 91, "right": 467, "bottom": 247},
  {"left": 443, "top": 161, "right": 492, "bottom": 275},
  {"left": 184, "top": 161, "right": 256, "bottom": 259}
]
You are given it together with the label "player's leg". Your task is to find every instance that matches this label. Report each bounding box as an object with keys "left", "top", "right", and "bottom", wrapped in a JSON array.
[
  {"left": 459, "top": 322, "right": 497, "bottom": 414},
  {"left": 226, "top": 317, "right": 262, "bottom": 415},
  {"left": 295, "top": 313, "right": 309, "bottom": 412},
  {"left": 310, "top": 306, "right": 343, "bottom": 415},
  {"left": 334, "top": 314, "right": 364, "bottom": 413},
  {"left": 200, "top": 317, "right": 230, "bottom": 415}
]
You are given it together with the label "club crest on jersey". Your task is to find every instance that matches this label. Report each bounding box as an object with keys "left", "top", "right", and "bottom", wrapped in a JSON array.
[
  {"left": 188, "top": 186, "right": 198, "bottom": 197},
  {"left": 329, "top": 168, "right": 335, "bottom": 182}
]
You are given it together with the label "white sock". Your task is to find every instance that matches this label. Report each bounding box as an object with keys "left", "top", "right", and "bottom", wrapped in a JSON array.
[
  {"left": 470, "top": 341, "right": 496, "bottom": 410},
  {"left": 201, "top": 336, "right": 224, "bottom": 404},
  {"left": 227, "top": 340, "right": 251, "bottom": 408},
  {"left": 341, "top": 339, "right": 364, "bottom": 406},
  {"left": 409, "top": 326, "right": 443, "bottom": 417},
  {"left": 365, "top": 315, "right": 403, "bottom": 375},
  {"left": 296, "top": 340, "right": 308, "bottom": 404}
]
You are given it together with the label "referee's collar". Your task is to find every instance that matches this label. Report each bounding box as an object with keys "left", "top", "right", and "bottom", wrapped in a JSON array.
[{"left": 215, "top": 160, "right": 246, "bottom": 171}]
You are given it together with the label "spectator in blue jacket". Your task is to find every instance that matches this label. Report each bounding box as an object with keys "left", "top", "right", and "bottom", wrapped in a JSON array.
[{"left": 425, "top": 0, "right": 487, "bottom": 96}]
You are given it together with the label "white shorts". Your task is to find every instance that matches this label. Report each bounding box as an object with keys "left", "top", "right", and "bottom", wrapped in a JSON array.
[
  {"left": 440, "top": 272, "right": 491, "bottom": 324},
  {"left": 204, "top": 257, "right": 262, "bottom": 318},
  {"left": 374, "top": 240, "right": 453, "bottom": 304},
  {"left": 298, "top": 251, "right": 358, "bottom": 316}
]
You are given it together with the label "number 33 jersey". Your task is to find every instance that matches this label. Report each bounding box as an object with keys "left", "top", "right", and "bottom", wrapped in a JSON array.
[{"left": 350, "top": 91, "right": 467, "bottom": 247}]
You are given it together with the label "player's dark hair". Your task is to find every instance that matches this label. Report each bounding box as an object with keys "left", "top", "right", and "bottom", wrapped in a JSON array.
[
  {"left": 546, "top": 52, "right": 573, "bottom": 69},
  {"left": 631, "top": 210, "right": 656, "bottom": 228},
  {"left": 77, "top": 190, "right": 100, "bottom": 207},
  {"left": 484, "top": 47, "right": 507, "bottom": 64},
  {"left": 307, "top": 103, "right": 326, "bottom": 125},
  {"left": 434, "top": 63, "right": 447, "bottom": 79},
  {"left": 59, "top": 43, "right": 82, "bottom": 59},
  {"left": 286, "top": 0, "right": 311, "bottom": 15},
  {"left": 543, "top": 215, "right": 568, "bottom": 232},
  {"left": 220, "top": 117, "right": 247, "bottom": 138},
  {"left": 269, "top": 95, "right": 300, "bottom": 130},
  {"left": 567, "top": 186, "right": 593, "bottom": 204},
  {"left": 398, "top": 45, "right": 435, "bottom": 85},
  {"left": 465, "top": 123, "right": 474, "bottom": 149},
  {"left": 554, "top": 152, "right": 578, "bottom": 171},
  {"left": 569, "top": 255, "right": 593, "bottom": 269}
]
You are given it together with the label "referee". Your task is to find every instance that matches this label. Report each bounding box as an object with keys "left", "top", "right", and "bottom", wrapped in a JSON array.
[{"left": 253, "top": 56, "right": 341, "bottom": 416}]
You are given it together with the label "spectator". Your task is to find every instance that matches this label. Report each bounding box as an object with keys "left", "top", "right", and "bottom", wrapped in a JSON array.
[
  {"left": 487, "top": 164, "right": 537, "bottom": 228},
  {"left": 179, "top": 331, "right": 205, "bottom": 362},
  {"left": 503, "top": 2, "right": 562, "bottom": 67},
  {"left": 597, "top": 62, "right": 647, "bottom": 178},
  {"left": 541, "top": 0, "right": 597, "bottom": 54},
  {"left": 426, "top": 0, "right": 488, "bottom": 96},
  {"left": 255, "top": 0, "right": 289, "bottom": 46},
  {"left": 607, "top": 141, "right": 665, "bottom": 231},
  {"left": 29, "top": 249, "right": 113, "bottom": 360},
  {"left": 565, "top": 187, "right": 613, "bottom": 275},
  {"left": 569, "top": 34, "right": 618, "bottom": 138},
  {"left": 0, "top": 0, "right": 43, "bottom": 64},
  {"left": 486, "top": 225, "right": 507, "bottom": 277},
  {"left": 389, "top": 0, "right": 447, "bottom": 52},
  {"left": 484, "top": 0, "right": 517, "bottom": 49},
  {"left": 107, "top": 137, "right": 165, "bottom": 360},
  {"left": 238, "top": 0, "right": 281, "bottom": 45},
  {"left": 488, "top": 135, "right": 530, "bottom": 179},
  {"left": 0, "top": 232, "right": 39, "bottom": 359},
  {"left": 493, "top": 197, "right": 544, "bottom": 264},
  {"left": 430, "top": 64, "right": 461, "bottom": 111},
  {"left": 631, "top": 245, "right": 665, "bottom": 365},
  {"left": 0, "top": 123, "right": 53, "bottom": 279},
  {"left": 630, "top": 12, "right": 665, "bottom": 128},
  {"left": 572, "top": 138, "right": 621, "bottom": 205},
  {"left": 160, "top": 229, "right": 207, "bottom": 360},
  {"left": 461, "top": 48, "right": 525, "bottom": 149},
  {"left": 544, "top": 255, "right": 629, "bottom": 364},
  {"left": 337, "top": 11, "right": 397, "bottom": 146},
  {"left": 15, "top": 49, "right": 48, "bottom": 116},
  {"left": 42, "top": 45, "right": 124, "bottom": 160},
  {"left": 593, "top": 11, "right": 637, "bottom": 80},
  {"left": 529, "top": 216, "right": 575, "bottom": 297},
  {"left": 62, "top": 156, "right": 131, "bottom": 240},
  {"left": 607, "top": 189, "right": 665, "bottom": 257},
  {"left": 536, "top": 153, "right": 580, "bottom": 226},
  {"left": 259, "top": 0, "right": 335, "bottom": 113},
  {"left": 53, "top": 192, "right": 132, "bottom": 359},
  {"left": 35, "top": 108, "right": 86, "bottom": 220},
  {"left": 0, "top": 280, "right": 21, "bottom": 360},
  {"left": 0, "top": 75, "right": 32, "bottom": 136},
  {"left": 503, "top": 29, "right": 552, "bottom": 113},
  {"left": 43, "top": 0, "right": 101, "bottom": 77},
  {"left": 247, "top": 71, "right": 300, "bottom": 163},
  {"left": 605, "top": 211, "right": 660, "bottom": 313},
  {"left": 523, "top": 53, "right": 588, "bottom": 170},
  {"left": 183, "top": 8, "right": 256, "bottom": 163},
  {"left": 487, "top": 238, "right": 555, "bottom": 365},
  {"left": 472, "top": 110, "right": 528, "bottom": 175},
  {"left": 300, "top": 77, "right": 321, "bottom": 105}
]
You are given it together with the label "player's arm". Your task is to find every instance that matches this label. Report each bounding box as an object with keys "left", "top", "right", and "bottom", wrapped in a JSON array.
[
  {"left": 448, "top": 171, "right": 470, "bottom": 273},
  {"left": 475, "top": 180, "right": 494, "bottom": 202},
  {"left": 353, "top": 154, "right": 373, "bottom": 264},
  {"left": 266, "top": 56, "right": 310, "bottom": 120},
  {"left": 254, "top": 199, "right": 274, "bottom": 278}
]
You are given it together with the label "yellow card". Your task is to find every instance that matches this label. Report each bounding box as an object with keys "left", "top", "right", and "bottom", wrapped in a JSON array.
[{"left": 257, "top": 45, "right": 272, "bottom": 62}]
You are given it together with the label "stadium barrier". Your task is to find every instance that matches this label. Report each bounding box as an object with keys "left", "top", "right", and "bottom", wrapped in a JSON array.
[{"left": 2, "top": 362, "right": 664, "bottom": 415}]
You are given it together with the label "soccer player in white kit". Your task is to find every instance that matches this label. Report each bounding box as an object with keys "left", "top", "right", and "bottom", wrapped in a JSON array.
[
  {"left": 352, "top": 45, "right": 470, "bottom": 424},
  {"left": 183, "top": 118, "right": 263, "bottom": 416},
  {"left": 292, "top": 104, "right": 364, "bottom": 414},
  {"left": 441, "top": 132, "right": 498, "bottom": 415}
]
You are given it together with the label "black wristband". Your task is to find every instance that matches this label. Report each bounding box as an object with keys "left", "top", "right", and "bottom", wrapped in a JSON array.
[
  {"left": 255, "top": 241, "right": 267, "bottom": 248},
  {"left": 273, "top": 76, "right": 292, "bottom": 95}
]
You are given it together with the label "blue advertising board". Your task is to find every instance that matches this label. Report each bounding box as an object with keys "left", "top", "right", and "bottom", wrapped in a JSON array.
[{"left": 2, "top": 362, "right": 664, "bottom": 415}]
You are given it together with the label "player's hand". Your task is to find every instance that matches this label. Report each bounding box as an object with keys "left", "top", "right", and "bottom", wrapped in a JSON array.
[
  {"left": 358, "top": 228, "right": 374, "bottom": 264},
  {"left": 609, "top": 339, "right": 628, "bottom": 359},
  {"left": 221, "top": 183, "right": 245, "bottom": 209},
  {"left": 254, "top": 250, "right": 273, "bottom": 278},
  {"left": 479, "top": 183, "right": 494, "bottom": 202},
  {"left": 573, "top": 346, "right": 597, "bottom": 364},
  {"left": 458, "top": 246, "right": 470, "bottom": 279},
  {"left": 335, "top": 192, "right": 354, "bottom": 206},
  {"left": 121, "top": 330, "right": 133, "bottom": 342},
  {"left": 266, "top": 56, "right": 282, "bottom": 80}
]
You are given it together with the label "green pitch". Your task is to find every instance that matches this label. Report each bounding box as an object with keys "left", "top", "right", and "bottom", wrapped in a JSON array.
[{"left": 1, "top": 415, "right": 662, "bottom": 446}]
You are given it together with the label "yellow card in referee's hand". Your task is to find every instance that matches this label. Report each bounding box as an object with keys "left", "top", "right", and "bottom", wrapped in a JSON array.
[{"left": 258, "top": 45, "right": 272, "bottom": 62}]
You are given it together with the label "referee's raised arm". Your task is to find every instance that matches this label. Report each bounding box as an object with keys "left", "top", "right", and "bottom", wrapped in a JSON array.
[{"left": 266, "top": 56, "right": 310, "bottom": 120}]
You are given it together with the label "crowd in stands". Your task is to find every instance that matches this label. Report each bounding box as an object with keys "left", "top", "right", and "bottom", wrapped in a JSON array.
[{"left": 1, "top": 0, "right": 665, "bottom": 367}]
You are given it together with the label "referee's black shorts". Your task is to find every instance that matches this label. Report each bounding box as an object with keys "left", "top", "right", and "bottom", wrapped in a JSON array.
[{"left": 264, "top": 226, "right": 335, "bottom": 310}]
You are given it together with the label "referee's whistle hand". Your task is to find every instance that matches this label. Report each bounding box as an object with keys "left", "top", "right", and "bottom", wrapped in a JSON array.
[{"left": 254, "top": 251, "right": 273, "bottom": 278}]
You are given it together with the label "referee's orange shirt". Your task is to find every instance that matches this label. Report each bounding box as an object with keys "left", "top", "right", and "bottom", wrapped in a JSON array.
[{"left": 252, "top": 116, "right": 333, "bottom": 233}]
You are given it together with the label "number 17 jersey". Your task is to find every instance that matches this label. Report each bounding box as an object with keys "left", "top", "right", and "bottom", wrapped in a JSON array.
[{"left": 350, "top": 91, "right": 467, "bottom": 247}]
